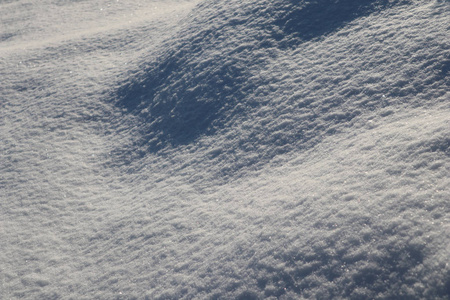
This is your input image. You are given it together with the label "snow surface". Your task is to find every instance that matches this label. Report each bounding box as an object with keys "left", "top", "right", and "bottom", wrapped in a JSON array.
[{"left": 1, "top": 0, "right": 449, "bottom": 299}]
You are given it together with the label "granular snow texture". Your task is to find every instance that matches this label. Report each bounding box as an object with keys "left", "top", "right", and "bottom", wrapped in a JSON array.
[{"left": 1, "top": 0, "right": 449, "bottom": 299}]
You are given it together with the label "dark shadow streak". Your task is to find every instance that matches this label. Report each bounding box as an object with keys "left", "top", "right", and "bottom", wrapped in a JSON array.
[{"left": 274, "top": 0, "right": 410, "bottom": 47}]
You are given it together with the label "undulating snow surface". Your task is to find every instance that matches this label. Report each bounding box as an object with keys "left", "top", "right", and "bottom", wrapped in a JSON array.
[{"left": 1, "top": 0, "right": 449, "bottom": 299}]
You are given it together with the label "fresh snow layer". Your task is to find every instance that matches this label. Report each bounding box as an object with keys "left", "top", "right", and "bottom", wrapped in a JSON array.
[{"left": 1, "top": 0, "right": 449, "bottom": 299}]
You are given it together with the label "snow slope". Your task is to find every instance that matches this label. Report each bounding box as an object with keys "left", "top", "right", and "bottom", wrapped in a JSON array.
[{"left": 1, "top": 0, "right": 449, "bottom": 299}]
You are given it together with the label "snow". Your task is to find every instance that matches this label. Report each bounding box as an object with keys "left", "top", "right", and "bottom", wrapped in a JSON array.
[{"left": 1, "top": 0, "right": 449, "bottom": 299}]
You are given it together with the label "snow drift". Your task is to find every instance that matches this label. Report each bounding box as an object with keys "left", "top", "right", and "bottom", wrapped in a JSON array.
[
  {"left": 114, "top": 0, "right": 448, "bottom": 180},
  {"left": 1, "top": 0, "right": 449, "bottom": 299}
]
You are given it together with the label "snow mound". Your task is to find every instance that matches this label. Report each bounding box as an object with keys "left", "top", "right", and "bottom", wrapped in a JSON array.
[{"left": 114, "top": 0, "right": 448, "bottom": 179}]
